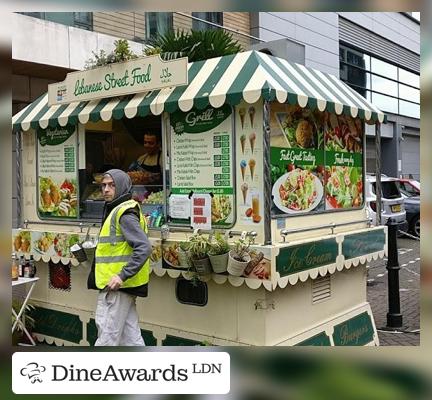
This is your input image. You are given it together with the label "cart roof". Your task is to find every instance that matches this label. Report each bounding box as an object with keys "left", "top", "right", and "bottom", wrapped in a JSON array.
[{"left": 13, "top": 50, "right": 386, "bottom": 131}]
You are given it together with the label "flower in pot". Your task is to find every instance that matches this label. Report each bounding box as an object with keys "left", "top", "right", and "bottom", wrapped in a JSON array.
[
  {"left": 187, "top": 233, "right": 212, "bottom": 275},
  {"left": 227, "top": 238, "right": 251, "bottom": 276},
  {"left": 208, "top": 233, "right": 230, "bottom": 274}
]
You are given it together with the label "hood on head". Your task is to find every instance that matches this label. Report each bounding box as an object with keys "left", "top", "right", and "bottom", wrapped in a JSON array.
[{"left": 103, "top": 169, "right": 132, "bottom": 200}]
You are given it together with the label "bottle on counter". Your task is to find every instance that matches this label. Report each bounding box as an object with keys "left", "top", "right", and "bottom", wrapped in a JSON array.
[
  {"left": 23, "top": 257, "right": 31, "bottom": 278},
  {"left": 19, "top": 255, "right": 25, "bottom": 278},
  {"left": 11, "top": 253, "right": 19, "bottom": 281},
  {"left": 29, "top": 255, "right": 37, "bottom": 278}
]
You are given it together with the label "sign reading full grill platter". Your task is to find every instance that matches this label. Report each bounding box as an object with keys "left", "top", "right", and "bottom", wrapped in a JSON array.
[{"left": 48, "top": 55, "right": 188, "bottom": 106}]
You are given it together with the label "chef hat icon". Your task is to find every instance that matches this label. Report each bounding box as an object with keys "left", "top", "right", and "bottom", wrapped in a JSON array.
[{"left": 20, "top": 362, "right": 46, "bottom": 383}]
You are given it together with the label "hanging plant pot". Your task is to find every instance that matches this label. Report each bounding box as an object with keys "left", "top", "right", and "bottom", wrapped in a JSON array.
[
  {"left": 209, "top": 252, "right": 229, "bottom": 274},
  {"left": 191, "top": 256, "right": 212, "bottom": 275},
  {"left": 227, "top": 251, "right": 251, "bottom": 276}
]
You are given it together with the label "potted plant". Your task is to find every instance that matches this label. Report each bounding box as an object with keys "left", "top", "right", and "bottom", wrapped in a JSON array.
[
  {"left": 187, "top": 233, "right": 212, "bottom": 275},
  {"left": 227, "top": 238, "right": 251, "bottom": 276},
  {"left": 208, "top": 233, "right": 230, "bottom": 273}
]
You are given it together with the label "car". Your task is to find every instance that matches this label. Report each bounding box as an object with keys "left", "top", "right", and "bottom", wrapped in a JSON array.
[
  {"left": 397, "top": 179, "right": 420, "bottom": 238},
  {"left": 398, "top": 178, "right": 420, "bottom": 196},
  {"left": 365, "top": 174, "right": 407, "bottom": 229}
]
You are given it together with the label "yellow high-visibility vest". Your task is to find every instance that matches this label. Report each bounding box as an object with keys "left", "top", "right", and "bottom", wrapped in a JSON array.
[{"left": 95, "top": 199, "right": 149, "bottom": 289}]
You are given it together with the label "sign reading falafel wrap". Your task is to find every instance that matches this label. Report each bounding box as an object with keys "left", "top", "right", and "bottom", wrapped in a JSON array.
[
  {"left": 37, "top": 126, "right": 79, "bottom": 219},
  {"left": 169, "top": 105, "right": 234, "bottom": 228}
]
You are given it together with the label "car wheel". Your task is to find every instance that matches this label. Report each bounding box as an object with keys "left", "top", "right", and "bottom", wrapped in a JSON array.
[{"left": 411, "top": 215, "right": 420, "bottom": 238}]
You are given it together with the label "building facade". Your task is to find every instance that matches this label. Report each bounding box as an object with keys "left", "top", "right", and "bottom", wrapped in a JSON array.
[{"left": 250, "top": 12, "right": 420, "bottom": 180}]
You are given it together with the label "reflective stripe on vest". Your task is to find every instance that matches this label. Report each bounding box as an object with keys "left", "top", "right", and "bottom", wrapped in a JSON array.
[{"left": 95, "top": 199, "right": 150, "bottom": 289}]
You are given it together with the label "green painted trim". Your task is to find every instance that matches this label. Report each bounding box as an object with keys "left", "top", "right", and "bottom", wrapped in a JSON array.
[
  {"left": 162, "top": 335, "right": 203, "bottom": 346},
  {"left": 30, "top": 306, "right": 83, "bottom": 344},
  {"left": 343, "top": 229, "right": 385, "bottom": 259},
  {"left": 276, "top": 238, "right": 338, "bottom": 277},
  {"left": 295, "top": 332, "right": 331, "bottom": 346},
  {"left": 333, "top": 312, "right": 375, "bottom": 346}
]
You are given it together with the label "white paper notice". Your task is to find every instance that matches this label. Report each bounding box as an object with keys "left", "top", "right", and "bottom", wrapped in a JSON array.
[
  {"left": 191, "top": 194, "right": 212, "bottom": 230},
  {"left": 169, "top": 195, "right": 191, "bottom": 219}
]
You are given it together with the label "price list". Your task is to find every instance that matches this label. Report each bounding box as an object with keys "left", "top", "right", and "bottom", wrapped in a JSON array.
[
  {"left": 213, "top": 134, "right": 231, "bottom": 187},
  {"left": 64, "top": 145, "right": 75, "bottom": 172}
]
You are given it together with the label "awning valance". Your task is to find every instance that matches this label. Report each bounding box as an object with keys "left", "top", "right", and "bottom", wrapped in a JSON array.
[{"left": 13, "top": 50, "right": 386, "bottom": 131}]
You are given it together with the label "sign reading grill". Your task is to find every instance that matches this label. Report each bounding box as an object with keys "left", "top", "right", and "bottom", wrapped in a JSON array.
[{"left": 48, "top": 55, "right": 188, "bottom": 106}]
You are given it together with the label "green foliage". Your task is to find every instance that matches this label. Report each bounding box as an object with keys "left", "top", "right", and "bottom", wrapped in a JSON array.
[
  {"left": 232, "top": 238, "right": 251, "bottom": 261},
  {"left": 145, "top": 29, "right": 243, "bottom": 62},
  {"left": 187, "top": 233, "right": 211, "bottom": 260},
  {"left": 209, "top": 232, "right": 230, "bottom": 256},
  {"left": 85, "top": 39, "right": 138, "bottom": 69}
]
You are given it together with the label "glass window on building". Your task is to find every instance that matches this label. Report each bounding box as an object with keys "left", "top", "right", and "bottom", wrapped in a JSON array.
[
  {"left": 340, "top": 45, "right": 419, "bottom": 119},
  {"left": 192, "top": 12, "right": 223, "bottom": 30},
  {"left": 18, "top": 12, "right": 93, "bottom": 30},
  {"left": 371, "top": 57, "right": 397, "bottom": 80},
  {"left": 145, "top": 12, "right": 173, "bottom": 39}
]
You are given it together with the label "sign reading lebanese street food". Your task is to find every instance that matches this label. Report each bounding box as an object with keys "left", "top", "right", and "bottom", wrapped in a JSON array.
[
  {"left": 48, "top": 55, "right": 188, "bottom": 105},
  {"left": 235, "top": 100, "right": 264, "bottom": 226},
  {"left": 169, "top": 104, "right": 234, "bottom": 228},
  {"left": 37, "top": 126, "right": 79, "bottom": 219},
  {"left": 276, "top": 238, "right": 338, "bottom": 277},
  {"left": 270, "top": 103, "right": 364, "bottom": 215}
]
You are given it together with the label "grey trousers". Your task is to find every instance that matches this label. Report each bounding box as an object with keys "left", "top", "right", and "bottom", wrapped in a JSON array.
[{"left": 94, "top": 289, "right": 145, "bottom": 346}]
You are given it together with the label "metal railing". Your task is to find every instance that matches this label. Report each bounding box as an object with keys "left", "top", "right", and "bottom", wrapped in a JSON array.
[{"left": 279, "top": 218, "right": 372, "bottom": 242}]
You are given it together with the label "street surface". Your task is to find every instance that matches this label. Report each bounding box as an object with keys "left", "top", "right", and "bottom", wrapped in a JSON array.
[{"left": 367, "top": 236, "right": 420, "bottom": 345}]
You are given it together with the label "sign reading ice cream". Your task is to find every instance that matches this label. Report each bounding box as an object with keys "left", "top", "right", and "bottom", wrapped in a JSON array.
[{"left": 48, "top": 55, "right": 188, "bottom": 105}]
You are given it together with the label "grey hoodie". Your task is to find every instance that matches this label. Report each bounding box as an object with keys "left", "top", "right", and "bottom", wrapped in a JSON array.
[{"left": 102, "top": 169, "right": 152, "bottom": 284}]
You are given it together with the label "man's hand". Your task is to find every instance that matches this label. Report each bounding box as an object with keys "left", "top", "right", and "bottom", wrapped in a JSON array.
[{"left": 107, "top": 275, "right": 123, "bottom": 291}]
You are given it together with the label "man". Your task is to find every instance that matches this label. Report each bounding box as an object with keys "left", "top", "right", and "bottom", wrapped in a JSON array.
[
  {"left": 87, "top": 169, "right": 151, "bottom": 346},
  {"left": 128, "top": 132, "right": 162, "bottom": 185}
]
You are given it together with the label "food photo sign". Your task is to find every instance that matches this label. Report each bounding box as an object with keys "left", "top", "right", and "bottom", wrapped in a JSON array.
[
  {"left": 37, "top": 126, "right": 79, "bottom": 219},
  {"left": 169, "top": 104, "right": 235, "bottom": 228},
  {"left": 270, "top": 103, "right": 364, "bottom": 216}
]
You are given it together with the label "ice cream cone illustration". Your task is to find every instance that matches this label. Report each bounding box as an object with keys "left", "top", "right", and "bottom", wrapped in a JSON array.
[
  {"left": 248, "top": 106, "right": 255, "bottom": 128},
  {"left": 240, "top": 160, "right": 247, "bottom": 181},
  {"left": 249, "top": 159, "right": 256, "bottom": 180},
  {"left": 241, "top": 183, "right": 248, "bottom": 205},
  {"left": 249, "top": 132, "right": 256, "bottom": 154},
  {"left": 239, "top": 108, "right": 246, "bottom": 129},
  {"left": 240, "top": 134, "right": 246, "bottom": 154}
]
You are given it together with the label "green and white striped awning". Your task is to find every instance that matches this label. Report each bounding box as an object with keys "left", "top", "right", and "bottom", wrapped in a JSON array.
[{"left": 13, "top": 50, "right": 385, "bottom": 131}]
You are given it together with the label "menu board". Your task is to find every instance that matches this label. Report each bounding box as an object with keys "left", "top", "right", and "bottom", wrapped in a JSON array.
[
  {"left": 235, "top": 99, "right": 264, "bottom": 226},
  {"left": 169, "top": 104, "right": 234, "bottom": 227},
  {"left": 270, "top": 103, "right": 363, "bottom": 216},
  {"left": 37, "top": 126, "right": 79, "bottom": 219}
]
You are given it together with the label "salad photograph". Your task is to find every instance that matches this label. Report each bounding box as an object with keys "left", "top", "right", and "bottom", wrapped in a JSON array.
[
  {"left": 325, "top": 166, "right": 363, "bottom": 209},
  {"left": 39, "top": 176, "right": 78, "bottom": 217},
  {"left": 272, "top": 168, "right": 323, "bottom": 213}
]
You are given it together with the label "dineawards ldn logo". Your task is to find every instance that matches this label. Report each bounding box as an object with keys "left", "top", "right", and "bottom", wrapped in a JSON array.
[
  {"left": 20, "top": 362, "right": 47, "bottom": 383},
  {"left": 12, "top": 352, "right": 230, "bottom": 394}
]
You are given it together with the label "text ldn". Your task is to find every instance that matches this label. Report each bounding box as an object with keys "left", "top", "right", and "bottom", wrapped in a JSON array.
[
  {"left": 192, "top": 363, "right": 222, "bottom": 374},
  {"left": 52, "top": 364, "right": 188, "bottom": 382}
]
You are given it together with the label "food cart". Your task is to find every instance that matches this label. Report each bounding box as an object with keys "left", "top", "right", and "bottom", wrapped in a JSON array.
[{"left": 12, "top": 50, "right": 387, "bottom": 346}]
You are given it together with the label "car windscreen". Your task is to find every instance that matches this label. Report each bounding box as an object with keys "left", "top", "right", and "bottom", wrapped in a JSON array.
[{"left": 372, "top": 181, "right": 401, "bottom": 199}]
